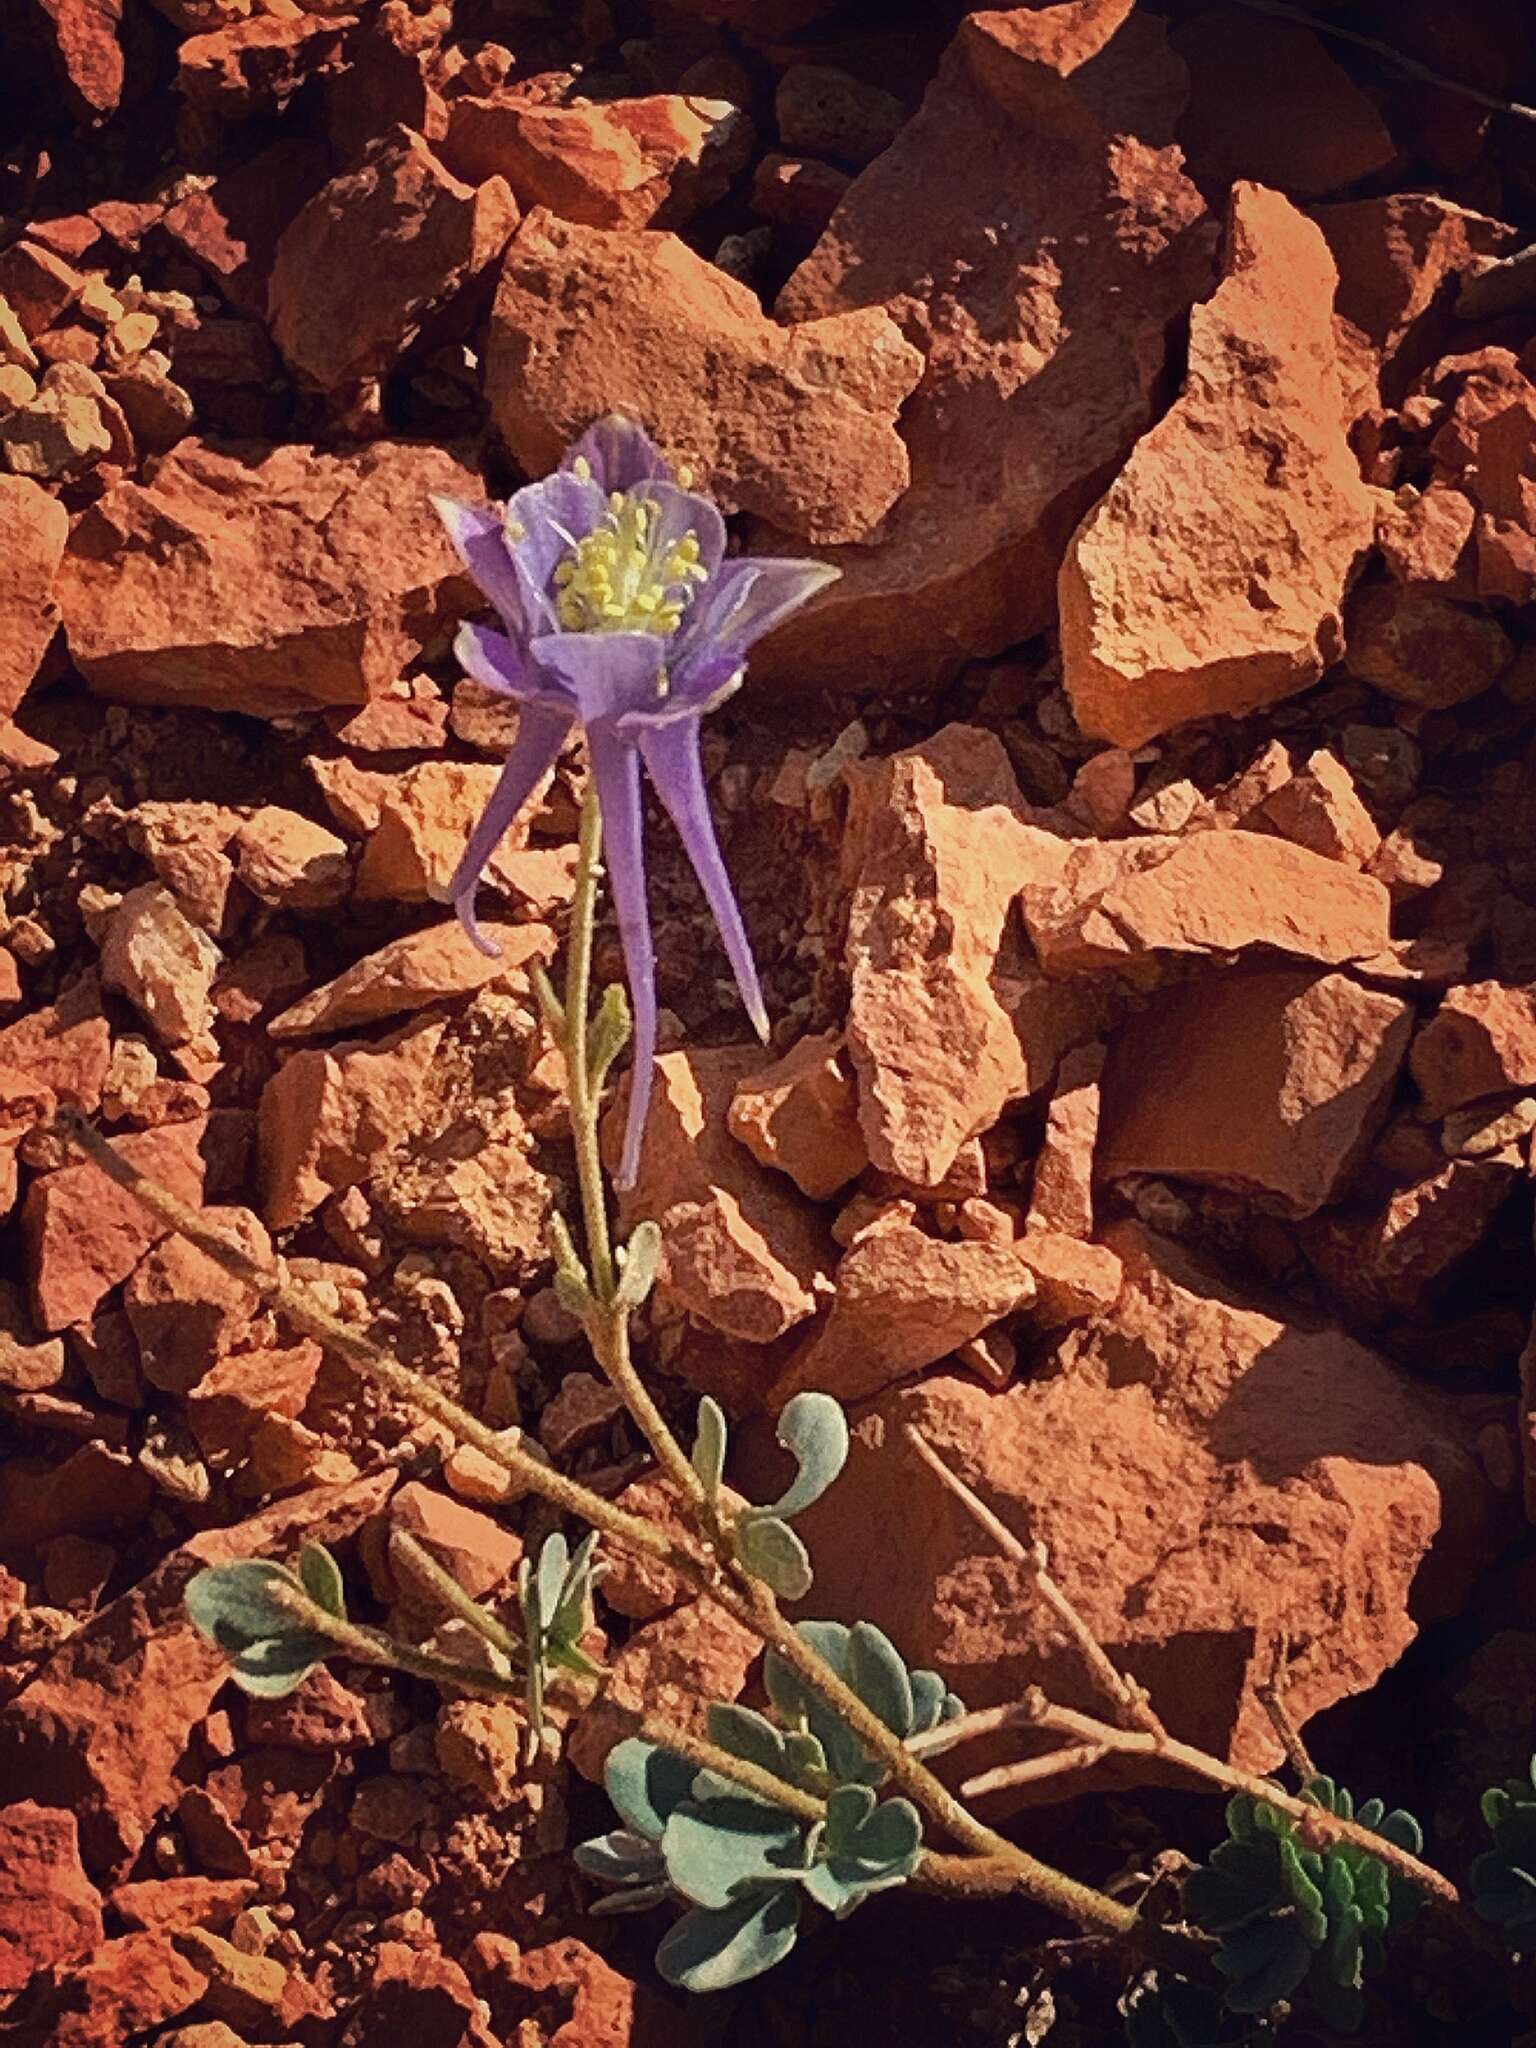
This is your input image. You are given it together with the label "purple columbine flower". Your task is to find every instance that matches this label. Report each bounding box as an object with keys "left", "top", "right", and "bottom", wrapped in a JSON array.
[{"left": 431, "top": 415, "right": 839, "bottom": 1189}]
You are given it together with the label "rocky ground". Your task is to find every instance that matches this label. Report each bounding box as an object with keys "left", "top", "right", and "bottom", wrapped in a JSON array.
[{"left": 4, "top": 0, "right": 1536, "bottom": 2042}]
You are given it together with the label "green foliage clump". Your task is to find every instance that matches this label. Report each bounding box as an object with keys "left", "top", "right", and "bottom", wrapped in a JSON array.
[
  {"left": 1180, "top": 1777, "right": 1422, "bottom": 2035},
  {"left": 184, "top": 1542, "right": 347, "bottom": 1698},
  {"left": 1472, "top": 1752, "right": 1536, "bottom": 1942},
  {"left": 575, "top": 1617, "right": 964, "bottom": 1992}
]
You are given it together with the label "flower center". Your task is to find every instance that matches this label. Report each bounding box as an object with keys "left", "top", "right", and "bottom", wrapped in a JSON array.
[{"left": 553, "top": 492, "right": 708, "bottom": 637}]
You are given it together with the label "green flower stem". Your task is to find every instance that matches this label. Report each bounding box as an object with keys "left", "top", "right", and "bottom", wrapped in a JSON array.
[
  {"left": 390, "top": 1529, "right": 522, "bottom": 1663},
  {"left": 562, "top": 783, "right": 616, "bottom": 1302},
  {"left": 555, "top": 784, "right": 710, "bottom": 1520},
  {"left": 52, "top": 1117, "right": 1190, "bottom": 1962},
  {"left": 272, "top": 1580, "right": 523, "bottom": 1700}
]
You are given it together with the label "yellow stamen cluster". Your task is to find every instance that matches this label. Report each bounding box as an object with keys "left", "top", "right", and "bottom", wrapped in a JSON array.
[{"left": 553, "top": 491, "right": 708, "bottom": 637}]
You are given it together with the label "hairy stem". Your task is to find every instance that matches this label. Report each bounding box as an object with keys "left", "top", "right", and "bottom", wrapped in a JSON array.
[
  {"left": 390, "top": 1529, "right": 522, "bottom": 1662},
  {"left": 275, "top": 1581, "right": 523, "bottom": 1700}
]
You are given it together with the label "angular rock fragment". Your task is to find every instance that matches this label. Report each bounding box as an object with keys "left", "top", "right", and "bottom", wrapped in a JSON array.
[
  {"left": 616, "top": 1048, "right": 832, "bottom": 1347},
  {"left": 99, "top": 882, "right": 221, "bottom": 1048},
  {"left": 0, "top": 1801, "right": 105, "bottom": 1991},
  {"left": 1061, "top": 183, "right": 1374, "bottom": 746},
  {"left": 178, "top": 12, "right": 351, "bottom": 120},
  {"left": 758, "top": 0, "right": 1212, "bottom": 688},
  {"left": 270, "top": 128, "right": 517, "bottom": 392},
  {"left": 487, "top": 208, "right": 922, "bottom": 546},
  {"left": 270, "top": 921, "right": 552, "bottom": 1038},
  {"left": 0, "top": 1473, "right": 392, "bottom": 1876},
  {"left": 1100, "top": 967, "right": 1413, "bottom": 1217},
  {"left": 1172, "top": 5, "right": 1395, "bottom": 198},
  {"left": 258, "top": 1015, "right": 447, "bottom": 1229},
  {"left": 1304, "top": 1153, "right": 1521, "bottom": 1323},
  {"left": 24, "top": 1118, "right": 215, "bottom": 1331},
  {"left": 124, "top": 1206, "right": 271, "bottom": 1395},
  {"left": 1345, "top": 580, "right": 1512, "bottom": 708},
  {"left": 774, "top": 1224, "right": 1036, "bottom": 1408},
  {"left": 12, "top": 0, "right": 126, "bottom": 121},
  {"left": 58, "top": 439, "right": 483, "bottom": 715},
  {"left": 1021, "top": 830, "right": 1392, "bottom": 984},
  {"left": 230, "top": 807, "right": 349, "bottom": 910},
  {"left": 0, "top": 474, "right": 68, "bottom": 719},
  {"left": 726, "top": 1030, "right": 867, "bottom": 1200},
  {"left": 1025, "top": 1041, "right": 1104, "bottom": 1240},
  {"left": 786, "top": 1226, "right": 1507, "bottom": 1776},
  {"left": 1246, "top": 747, "right": 1381, "bottom": 868},
  {"left": 1411, "top": 981, "right": 1536, "bottom": 1119},
  {"left": 442, "top": 93, "right": 752, "bottom": 230},
  {"left": 567, "top": 1600, "right": 759, "bottom": 1785},
  {"left": 841, "top": 727, "right": 1065, "bottom": 1186},
  {"left": 1422, "top": 348, "right": 1536, "bottom": 604}
]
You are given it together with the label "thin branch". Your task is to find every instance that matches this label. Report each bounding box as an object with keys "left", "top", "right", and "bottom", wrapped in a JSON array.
[
  {"left": 389, "top": 1529, "right": 522, "bottom": 1662},
  {"left": 962, "top": 1696, "right": 1472, "bottom": 1926},
  {"left": 51, "top": 1114, "right": 1200, "bottom": 1967},
  {"left": 51, "top": 1111, "right": 721, "bottom": 1591},
  {"left": 1256, "top": 1634, "right": 1316, "bottom": 1782},
  {"left": 904, "top": 1425, "right": 1164, "bottom": 1736},
  {"left": 1234, "top": 0, "right": 1536, "bottom": 124}
]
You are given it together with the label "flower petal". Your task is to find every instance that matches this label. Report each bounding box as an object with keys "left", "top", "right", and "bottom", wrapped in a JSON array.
[
  {"left": 563, "top": 415, "right": 674, "bottom": 494},
  {"left": 585, "top": 725, "right": 658, "bottom": 1191},
  {"left": 460, "top": 618, "right": 573, "bottom": 708},
  {"left": 636, "top": 716, "right": 768, "bottom": 1044},
  {"left": 505, "top": 470, "right": 610, "bottom": 629},
  {"left": 530, "top": 630, "right": 668, "bottom": 725},
  {"left": 442, "top": 702, "right": 574, "bottom": 955},
  {"left": 431, "top": 495, "right": 526, "bottom": 635},
  {"left": 679, "top": 557, "right": 841, "bottom": 671},
  {"left": 634, "top": 480, "right": 728, "bottom": 588}
]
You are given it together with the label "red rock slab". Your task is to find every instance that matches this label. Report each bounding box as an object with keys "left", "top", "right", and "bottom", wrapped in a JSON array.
[
  {"left": 441, "top": 92, "right": 752, "bottom": 230},
  {"left": 257, "top": 1014, "right": 448, "bottom": 1229},
  {"left": 111, "top": 1874, "right": 256, "bottom": 1936},
  {"left": 0, "top": 475, "right": 69, "bottom": 719},
  {"left": 840, "top": 726, "right": 1069, "bottom": 1187},
  {"left": 1313, "top": 194, "right": 1512, "bottom": 425},
  {"left": 58, "top": 438, "right": 484, "bottom": 715},
  {"left": 1173, "top": 4, "right": 1395, "bottom": 199},
  {"left": 1020, "top": 829, "right": 1392, "bottom": 985},
  {"left": 1061, "top": 182, "right": 1374, "bottom": 747},
  {"left": 0, "top": 972, "right": 111, "bottom": 1110},
  {"left": 1246, "top": 747, "right": 1381, "bottom": 868},
  {"left": 270, "top": 919, "right": 553, "bottom": 1037},
  {"left": 270, "top": 127, "right": 517, "bottom": 392},
  {"left": 161, "top": 138, "right": 334, "bottom": 320},
  {"left": 567, "top": 1600, "right": 759, "bottom": 1786},
  {"left": 1345, "top": 580, "right": 1512, "bottom": 707},
  {"left": 23, "top": 1116, "right": 214, "bottom": 1331},
  {"left": 0, "top": 1471, "right": 393, "bottom": 1879},
  {"left": 12, "top": 0, "right": 126, "bottom": 121},
  {"left": 614, "top": 1047, "right": 833, "bottom": 1346},
  {"left": 0, "top": 1801, "right": 104, "bottom": 1991},
  {"left": 1424, "top": 347, "right": 1536, "bottom": 605},
  {"left": 177, "top": 11, "right": 353, "bottom": 119},
  {"left": 779, "top": 1225, "right": 1509, "bottom": 1781},
  {"left": 501, "top": 1936, "right": 679, "bottom": 2048},
  {"left": 1024, "top": 1040, "right": 1104, "bottom": 1240},
  {"left": 1100, "top": 966, "right": 1412, "bottom": 1218},
  {"left": 19, "top": 1932, "right": 207, "bottom": 2047},
  {"left": 1303, "top": 1151, "right": 1522, "bottom": 1323},
  {"left": 1410, "top": 980, "right": 1536, "bottom": 1120},
  {"left": 123, "top": 1205, "right": 272, "bottom": 1395},
  {"left": 486, "top": 208, "right": 922, "bottom": 547},
  {"left": 726, "top": 1029, "right": 868, "bottom": 1201},
  {"left": 753, "top": 1, "right": 1212, "bottom": 690},
  {"left": 772, "top": 1222, "right": 1037, "bottom": 1408}
]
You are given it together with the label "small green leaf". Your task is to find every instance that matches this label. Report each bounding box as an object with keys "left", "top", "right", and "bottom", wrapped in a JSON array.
[
  {"left": 734, "top": 1514, "right": 813, "bottom": 1600},
  {"left": 848, "top": 1622, "right": 914, "bottom": 1739},
  {"left": 547, "top": 1212, "right": 595, "bottom": 1320},
  {"left": 186, "top": 1560, "right": 309, "bottom": 1649},
  {"left": 662, "top": 1799, "right": 805, "bottom": 1910},
  {"left": 655, "top": 1890, "right": 802, "bottom": 1993},
  {"left": 1215, "top": 1917, "right": 1312, "bottom": 2012},
  {"left": 605, "top": 1739, "right": 698, "bottom": 1842},
  {"left": 760, "top": 1392, "right": 849, "bottom": 1521},
  {"left": 574, "top": 1829, "right": 667, "bottom": 1889},
  {"left": 707, "top": 1704, "right": 790, "bottom": 1780},
  {"left": 587, "top": 982, "right": 633, "bottom": 1090},
  {"left": 691, "top": 1396, "right": 727, "bottom": 1501},
  {"left": 614, "top": 1219, "right": 662, "bottom": 1313},
  {"left": 535, "top": 1531, "right": 570, "bottom": 1628},
  {"left": 299, "top": 1542, "right": 346, "bottom": 1620}
]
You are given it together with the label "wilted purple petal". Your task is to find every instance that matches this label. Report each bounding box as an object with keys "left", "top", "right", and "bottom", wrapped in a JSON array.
[
  {"left": 442, "top": 701, "right": 574, "bottom": 955},
  {"left": 531, "top": 630, "right": 668, "bottom": 725},
  {"left": 636, "top": 716, "right": 768, "bottom": 1044},
  {"left": 563, "top": 415, "right": 674, "bottom": 494},
  {"left": 431, "top": 496, "right": 527, "bottom": 636},
  {"left": 586, "top": 725, "right": 657, "bottom": 1190},
  {"left": 679, "top": 557, "right": 841, "bottom": 667}
]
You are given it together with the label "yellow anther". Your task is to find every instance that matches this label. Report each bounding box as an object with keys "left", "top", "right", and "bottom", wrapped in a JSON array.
[
  {"left": 506, "top": 518, "right": 526, "bottom": 543},
  {"left": 551, "top": 492, "right": 709, "bottom": 637},
  {"left": 676, "top": 462, "right": 695, "bottom": 489},
  {"left": 572, "top": 456, "right": 592, "bottom": 482}
]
